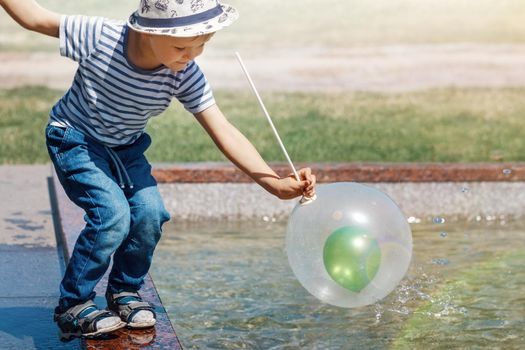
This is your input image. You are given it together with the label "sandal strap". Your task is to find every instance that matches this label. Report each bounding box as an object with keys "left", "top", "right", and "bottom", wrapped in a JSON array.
[
  {"left": 55, "top": 300, "right": 118, "bottom": 334},
  {"left": 54, "top": 299, "right": 97, "bottom": 324},
  {"left": 66, "top": 300, "right": 97, "bottom": 318},
  {"left": 106, "top": 290, "right": 156, "bottom": 323},
  {"left": 78, "top": 309, "right": 117, "bottom": 333},
  {"left": 116, "top": 302, "right": 156, "bottom": 323},
  {"left": 111, "top": 291, "right": 142, "bottom": 301}
]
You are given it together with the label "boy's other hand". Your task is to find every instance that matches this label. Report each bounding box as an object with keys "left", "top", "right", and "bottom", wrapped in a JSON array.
[{"left": 273, "top": 167, "right": 316, "bottom": 200}]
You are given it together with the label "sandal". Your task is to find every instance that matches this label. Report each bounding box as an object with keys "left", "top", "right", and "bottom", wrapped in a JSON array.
[
  {"left": 106, "top": 291, "right": 157, "bottom": 329},
  {"left": 54, "top": 300, "right": 125, "bottom": 340}
]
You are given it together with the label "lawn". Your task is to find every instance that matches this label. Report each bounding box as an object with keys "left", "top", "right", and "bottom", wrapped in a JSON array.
[{"left": 1, "top": 86, "right": 525, "bottom": 164}]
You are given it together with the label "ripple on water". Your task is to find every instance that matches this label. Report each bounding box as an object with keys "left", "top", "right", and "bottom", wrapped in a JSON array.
[{"left": 151, "top": 220, "right": 525, "bottom": 349}]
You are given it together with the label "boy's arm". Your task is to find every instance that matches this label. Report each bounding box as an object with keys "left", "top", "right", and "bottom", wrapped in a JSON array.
[
  {"left": 0, "top": 0, "right": 60, "bottom": 37},
  {"left": 194, "top": 104, "right": 316, "bottom": 200}
]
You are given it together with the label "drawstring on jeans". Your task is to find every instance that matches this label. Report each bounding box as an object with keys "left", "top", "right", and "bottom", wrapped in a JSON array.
[{"left": 105, "top": 146, "right": 134, "bottom": 189}]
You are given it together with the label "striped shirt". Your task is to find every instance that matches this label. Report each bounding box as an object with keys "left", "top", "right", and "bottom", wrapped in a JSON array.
[{"left": 49, "top": 15, "right": 216, "bottom": 146}]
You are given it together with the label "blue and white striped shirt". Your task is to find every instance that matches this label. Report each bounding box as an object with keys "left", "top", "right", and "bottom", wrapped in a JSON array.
[{"left": 50, "top": 15, "right": 215, "bottom": 146}]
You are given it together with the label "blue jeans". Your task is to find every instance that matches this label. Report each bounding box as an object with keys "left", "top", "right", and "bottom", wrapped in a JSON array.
[{"left": 46, "top": 125, "right": 170, "bottom": 310}]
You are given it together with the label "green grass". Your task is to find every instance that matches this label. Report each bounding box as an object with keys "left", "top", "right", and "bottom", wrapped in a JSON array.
[
  {"left": 2, "top": 86, "right": 525, "bottom": 164},
  {"left": 1, "top": 0, "right": 524, "bottom": 51}
]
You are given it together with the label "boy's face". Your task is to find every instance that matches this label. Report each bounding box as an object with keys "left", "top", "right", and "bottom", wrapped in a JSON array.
[{"left": 147, "top": 33, "right": 214, "bottom": 72}]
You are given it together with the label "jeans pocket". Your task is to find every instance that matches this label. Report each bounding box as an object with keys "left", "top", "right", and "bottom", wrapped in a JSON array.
[
  {"left": 129, "top": 132, "right": 152, "bottom": 155},
  {"left": 46, "top": 125, "right": 71, "bottom": 154}
]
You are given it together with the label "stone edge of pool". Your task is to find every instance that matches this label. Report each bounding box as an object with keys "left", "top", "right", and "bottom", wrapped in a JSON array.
[
  {"left": 50, "top": 173, "right": 184, "bottom": 350},
  {"left": 153, "top": 162, "right": 525, "bottom": 220}
]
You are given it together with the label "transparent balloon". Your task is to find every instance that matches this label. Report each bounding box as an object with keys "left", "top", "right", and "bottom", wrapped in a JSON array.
[{"left": 286, "top": 182, "right": 413, "bottom": 308}]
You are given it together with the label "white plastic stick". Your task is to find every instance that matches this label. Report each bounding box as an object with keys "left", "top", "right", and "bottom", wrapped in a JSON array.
[{"left": 234, "top": 52, "right": 301, "bottom": 182}]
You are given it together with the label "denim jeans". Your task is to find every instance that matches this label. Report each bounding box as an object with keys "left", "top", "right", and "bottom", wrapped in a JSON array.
[{"left": 46, "top": 125, "right": 170, "bottom": 310}]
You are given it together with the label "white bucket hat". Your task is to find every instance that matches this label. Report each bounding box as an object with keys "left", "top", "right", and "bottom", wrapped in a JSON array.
[{"left": 128, "top": 0, "right": 238, "bottom": 37}]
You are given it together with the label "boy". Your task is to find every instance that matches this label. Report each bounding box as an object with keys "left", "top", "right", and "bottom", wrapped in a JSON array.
[{"left": 0, "top": 0, "right": 316, "bottom": 340}]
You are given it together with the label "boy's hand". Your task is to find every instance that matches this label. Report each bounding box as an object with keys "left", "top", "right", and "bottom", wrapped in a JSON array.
[{"left": 273, "top": 167, "right": 316, "bottom": 200}]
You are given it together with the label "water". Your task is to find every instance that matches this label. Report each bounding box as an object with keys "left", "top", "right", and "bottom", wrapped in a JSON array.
[{"left": 151, "top": 219, "right": 525, "bottom": 349}]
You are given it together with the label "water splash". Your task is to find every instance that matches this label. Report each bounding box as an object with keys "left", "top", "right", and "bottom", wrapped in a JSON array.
[
  {"left": 432, "top": 258, "right": 450, "bottom": 266},
  {"left": 374, "top": 303, "right": 384, "bottom": 324},
  {"left": 407, "top": 216, "right": 421, "bottom": 224},
  {"left": 433, "top": 217, "right": 446, "bottom": 224},
  {"left": 262, "top": 216, "right": 277, "bottom": 223},
  {"left": 384, "top": 273, "right": 436, "bottom": 317}
]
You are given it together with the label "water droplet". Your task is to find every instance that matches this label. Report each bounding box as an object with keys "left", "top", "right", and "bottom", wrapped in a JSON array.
[
  {"left": 374, "top": 304, "right": 383, "bottom": 323},
  {"left": 433, "top": 217, "right": 446, "bottom": 224},
  {"left": 407, "top": 216, "right": 421, "bottom": 224},
  {"left": 458, "top": 307, "right": 468, "bottom": 315},
  {"left": 503, "top": 168, "right": 512, "bottom": 176},
  {"left": 440, "top": 232, "right": 448, "bottom": 238},
  {"left": 432, "top": 258, "right": 450, "bottom": 266}
]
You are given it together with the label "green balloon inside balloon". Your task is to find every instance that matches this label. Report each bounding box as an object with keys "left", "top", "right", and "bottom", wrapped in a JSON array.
[{"left": 323, "top": 226, "right": 381, "bottom": 292}]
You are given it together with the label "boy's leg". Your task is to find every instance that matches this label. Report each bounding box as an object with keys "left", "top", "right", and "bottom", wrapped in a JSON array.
[
  {"left": 46, "top": 125, "right": 132, "bottom": 310},
  {"left": 107, "top": 186, "right": 169, "bottom": 292},
  {"left": 105, "top": 182, "right": 169, "bottom": 328},
  {"left": 104, "top": 133, "right": 169, "bottom": 328},
  {"left": 107, "top": 133, "right": 170, "bottom": 293}
]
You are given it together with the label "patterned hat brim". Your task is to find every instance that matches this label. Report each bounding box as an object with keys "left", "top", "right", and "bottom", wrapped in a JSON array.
[{"left": 127, "top": 4, "right": 238, "bottom": 37}]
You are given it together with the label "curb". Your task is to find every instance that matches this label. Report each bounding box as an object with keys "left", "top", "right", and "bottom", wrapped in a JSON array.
[{"left": 152, "top": 162, "right": 524, "bottom": 183}]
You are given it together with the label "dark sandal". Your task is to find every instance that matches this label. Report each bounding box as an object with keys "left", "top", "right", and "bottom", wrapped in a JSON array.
[
  {"left": 106, "top": 291, "right": 157, "bottom": 329},
  {"left": 54, "top": 300, "right": 125, "bottom": 340}
]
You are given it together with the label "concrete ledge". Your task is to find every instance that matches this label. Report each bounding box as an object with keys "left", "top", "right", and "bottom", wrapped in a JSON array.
[
  {"left": 158, "top": 182, "right": 525, "bottom": 221},
  {"left": 50, "top": 173, "right": 183, "bottom": 349},
  {"left": 153, "top": 162, "right": 525, "bottom": 183},
  {"left": 153, "top": 163, "right": 525, "bottom": 220}
]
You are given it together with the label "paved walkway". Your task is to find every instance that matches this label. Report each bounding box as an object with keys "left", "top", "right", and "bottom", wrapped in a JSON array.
[
  {"left": 1, "top": 44, "right": 525, "bottom": 92},
  {"left": 0, "top": 165, "right": 78, "bottom": 349}
]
